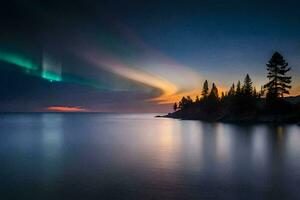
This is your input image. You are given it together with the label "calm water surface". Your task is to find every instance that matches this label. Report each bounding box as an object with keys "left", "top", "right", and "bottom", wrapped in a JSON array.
[{"left": 0, "top": 113, "right": 300, "bottom": 199}]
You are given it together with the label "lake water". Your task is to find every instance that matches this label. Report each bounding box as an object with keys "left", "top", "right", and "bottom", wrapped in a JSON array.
[{"left": 0, "top": 113, "right": 300, "bottom": 199}]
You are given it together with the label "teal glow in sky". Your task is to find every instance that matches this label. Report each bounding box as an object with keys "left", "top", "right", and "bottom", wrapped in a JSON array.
[{"left": 0, "top": 51, "right": 38, "bottom": 70}]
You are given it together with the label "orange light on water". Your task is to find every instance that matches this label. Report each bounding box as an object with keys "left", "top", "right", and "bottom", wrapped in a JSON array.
[{"left": 47, "top": 106, "right": 88, "bottom": 112}]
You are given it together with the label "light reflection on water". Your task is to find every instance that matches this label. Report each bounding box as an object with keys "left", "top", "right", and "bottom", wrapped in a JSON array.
[
  {"left": 42, "top": 114, "right": 63, "bottom": 158},
  {"left": 215, "top": 123, "right": 232, "bottom": 164},
  {"left": 0, "top": 113, "right": 299, "bottom": 199},
  {"left": 154, "top": 119, "right": 180, "bottom": 170},
  {"left": 41, "top": 114, "right": 63, "bottom": 182},
  {"left": 251, "top": 126, "right": 269, "bottom": 170}
]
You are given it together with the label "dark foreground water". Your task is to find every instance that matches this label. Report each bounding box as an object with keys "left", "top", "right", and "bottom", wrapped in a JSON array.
[{"left": 0, "top": 113, "right": 300, "bottom": 200}]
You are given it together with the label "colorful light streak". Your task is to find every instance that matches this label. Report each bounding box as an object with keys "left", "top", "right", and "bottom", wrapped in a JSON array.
[
  {"left": 0, "top": 51, "right": 38, "bottom": 70},
  {"left": 83, "top": 51, "right": 179, "bottom": 102},
  {"left": 81, "top": 47, "right": 216, "bottom": 104},
  {"left": 47, "top": 106, "right": 88, "bottom": 112},
  {"left": 116, "top": 22, "right": 203, "bottom": 89},
  {"left": 77, "top": 23, "right": 206, "bottom": 103},
  {"left": 42, "top": 71, "right": 62, "bottom": 82},
  {"left": 42, "top": 53, "right": 62, "bottom": 82}
]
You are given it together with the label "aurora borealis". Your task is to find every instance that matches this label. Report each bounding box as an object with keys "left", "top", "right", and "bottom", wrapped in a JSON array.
[{"left": 0, "top": 0, "right": 299, "bottom": 112}]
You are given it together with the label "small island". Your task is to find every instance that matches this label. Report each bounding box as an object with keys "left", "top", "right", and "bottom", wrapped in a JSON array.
[{"left": 162, "top": 52, "right": 300, "bottom": 124}]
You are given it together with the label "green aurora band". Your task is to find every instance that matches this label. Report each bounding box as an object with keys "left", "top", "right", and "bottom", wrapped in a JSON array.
[
  {"left": 0, "top": 50, "right": 107, "bottom": 89},
  {"left": 0, "top": 51, "right": 38, "bottom": 70}
]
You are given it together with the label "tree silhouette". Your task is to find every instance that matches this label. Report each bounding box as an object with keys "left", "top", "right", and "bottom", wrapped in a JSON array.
[
  {"left": 187, "top": 96, "right": 193, "bottom": 103},
  {"left": 178, "top": 97, "right": 186, "bottom": 110},
  {"left": 264, "top": 52, "right": 292, "bottom": 99},
  {"left": 178, "top": 96, "right": 193, "bottom": 110},
  {"left": 228, "top": 83, "right": 235, "bottom": 96},
  {"left": 170, "top": 51, "right": 298, "bottom": 123},
  {"left": 243, "top": 74, "right": 253, "bottom": 96},
  {"left": 259, "top": 85, "right": 265, "bottom": 98},
  {"left": 221, "top": 92, "right": 225, "bottom": 99},
  {"left": 253, "top": 87, "right": 257, "bottom": 97},
  {"left": 173, "top": 102, "right": 178, "bottom": 111},
  {"left": 236, "top": 80, "right": 242, "bottom": 95},
  {"left": 209, "top": 83, "right": 219, "bottom": 99},
  {"left": 195, "top": 95, "right": 200, "bottom": 103},
  {"left": 201, "top": 80, "right": 209, "bottom": 98}
]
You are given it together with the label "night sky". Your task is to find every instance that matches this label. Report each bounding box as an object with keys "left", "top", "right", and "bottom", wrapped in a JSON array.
[{"left": 0, "top": 0, "right": 299, "bottom": 112}]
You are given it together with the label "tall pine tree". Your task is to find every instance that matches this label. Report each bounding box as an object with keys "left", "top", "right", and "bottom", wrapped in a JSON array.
[
  {"left": 264, "top": 52, "right": 292, "bottom": 99},
  {"left": 236, "top": 80, "right": 242, "bottom": 95},
  {"left": 209, "top": 83, "right": 219, "bottom": 99},
  {"left": 201, "top": 80, "right": 209, "bottom": 98},
  {"left": 228, "top": 83, "right": 235, "bottom": 96},
  {"left": 243, "top": 74, "right": 253, "bottom": 96},
  {"left": 173, "top": 102, "right": 178, "bottom": 111}
]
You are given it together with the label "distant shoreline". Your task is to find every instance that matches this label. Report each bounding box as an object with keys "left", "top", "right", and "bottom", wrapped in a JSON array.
[
  {"left": 157, "top": 111, "right": 300, "bottom": 125},
  {"left": 157, "top": 115, "right": 300, "bottom": 125}
]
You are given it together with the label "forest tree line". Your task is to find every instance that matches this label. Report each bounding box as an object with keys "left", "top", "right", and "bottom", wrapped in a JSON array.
[{"left": 171, "top": 52, "right": 296, "bottom": 119}]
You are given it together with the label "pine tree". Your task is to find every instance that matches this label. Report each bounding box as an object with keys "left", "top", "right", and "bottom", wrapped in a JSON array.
[
  {"left": 179, "top": 96, "right": 193, "bottom": 110},
  {"left": 201, "top": 80, "right": 209, "bottom": 98},
  {"left": 210, "top": 83, "right": 219, "bottom": 99},
  {"left": 259, "top": 85, "right": 265, "bottom": 98},
  {"left": 173, "top": 102, "right": 178, "bottom": 111},
  {"left": 178, "top": 97, "right": 186, "bottom": 109},
  {"left": 264, "top": 52, "right": 292, "bottom": 99},
  {"left": 253, "top": 87, "right": 257, "bottom": 98},
  {"left": 243, "top": 74, "right": 253, "bottom": 96},
  {"left": 187, "top": 96, "right": 193, "bottom": 103},
  {"left": 228, "top": 83, "right": 235, "bottom": 96},
  {"left": 204, "top": 83, "right": 220, "bottom": 112},
  {"left": 236, "top": 80, "right": 241, "bottom": 95},
  {"left": 221, "top": 92, "right": 225, "bottom": 100},
  {"left": 195, "top": 95, "right": 200, "bottom": 103}
]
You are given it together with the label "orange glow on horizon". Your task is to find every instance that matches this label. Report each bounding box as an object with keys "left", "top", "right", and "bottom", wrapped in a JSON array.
[
  {"left": 157, "top": 86, "right": 300, "bottom": 105},
  {"left": 290, "top": 85, "right": 300, "bottom": 97},
  {"left": 150, "top": 87, "right": 228, "bottom": 104},
  {"left": 47, "top": 106, "right": 88, "bottom": 112}
]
